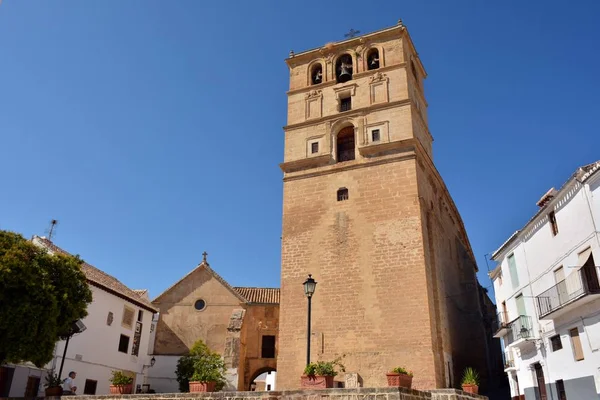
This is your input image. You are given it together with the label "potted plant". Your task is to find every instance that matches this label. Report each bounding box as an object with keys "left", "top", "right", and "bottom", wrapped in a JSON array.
[
  {"left": 109, "top": 370, "right": 134, "bottom": 394},
  {"left": 301, "top": 357, "right": 345, "bottom": 389},
  {"left": 184, "top": 340, "right": 226, "bottom": 393},
  {"left": 386, "top": 367, "right": 413, "bottom": 389},
  {"left": 461, "top": 367, "right": 480, "bottom": 394},
  {"left": 44, "top": 371, "right": 64, "bottom": 397}
]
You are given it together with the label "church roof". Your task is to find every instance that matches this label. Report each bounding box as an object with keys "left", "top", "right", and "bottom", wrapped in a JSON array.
[
  {"left": 234, "top": 287, "right": 280, "bottom": 304},
  {"left": 33, "top": 236, "right": 157, "bottom": 312}
]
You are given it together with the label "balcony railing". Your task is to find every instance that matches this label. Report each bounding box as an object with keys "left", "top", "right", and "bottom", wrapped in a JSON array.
[
  {"left": 503, "top": 352, "right": 515, "bottom": 370},
  {"left": 505, "top": 315, "right": 533, "bottom": 346},
  {"left": 536, "top": 266, "right": 600, "bottom": 318},
  {"left": 492, "top": 311, "right": 510, "bottom": 337}
]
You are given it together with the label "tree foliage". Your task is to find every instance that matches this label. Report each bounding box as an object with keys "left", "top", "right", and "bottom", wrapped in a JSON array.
[
  {"left": 0, "top": 230, "right": 92, "bottom": 367},
  {"left": 175, "top": 340, "right": 226, "bottom": 392}
]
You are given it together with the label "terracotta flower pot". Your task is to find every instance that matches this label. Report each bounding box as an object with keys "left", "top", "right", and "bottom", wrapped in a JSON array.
[
  {"left": 386, "top": 373, "right": 413, "bottom": 389},
  {"left": 109, "top": 384, "right": 133, "bottom": 394},
  {"left": 45, "top": 386, "right": 64, "bottom": 397},
  {"left": 300, "top": 375, "right": 334, "bottom": 389},
  {"left": 189, "top": 381, "right": 216, "bottom": 392},
  {"left": 462, "top": 384, "right": 479, "bottom": 394}
]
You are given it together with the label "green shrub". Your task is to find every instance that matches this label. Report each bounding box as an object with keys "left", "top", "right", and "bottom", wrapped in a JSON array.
[
  {"left": 304, "top": 356, "right": 345, "bottom": 377},
  {"left": 391, "top": 367, "right": 413, "bottom": 376},
  {"left": 109, "top": 371, "right": 133, "bottom": 385},
  {"left": 175, "top": 340, "right": 226, "bottom": 392}
]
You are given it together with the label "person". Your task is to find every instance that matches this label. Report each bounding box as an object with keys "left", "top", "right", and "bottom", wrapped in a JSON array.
[{"left": 62, "top": 371, "right": 77, "bottom": 395}]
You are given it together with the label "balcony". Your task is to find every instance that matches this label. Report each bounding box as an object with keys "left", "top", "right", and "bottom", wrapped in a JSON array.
[
  {"left": 503, "top": 352, "right": 516, "bottom": 372},
  {"left": 505, "top": 315, "right": 534, "bottom": 348},
  {"left": 492, "top": 311, "right": 510, "bottom": 338},
  {"left": 536, "top": 266, "right": 600, "bottom": 319}
]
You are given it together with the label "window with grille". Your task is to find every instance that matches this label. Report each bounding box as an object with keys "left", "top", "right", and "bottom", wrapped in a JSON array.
[
  {"left": 337, "top": 188, "right": 349, "bottom": 201},
  {"left": 118, "top": 334, "right": 130, "bottom": 353},
  {"left": 261, "top": 335, "right": 276, "bottom": 359},
  {"left": 340, "top": 97, "right": 352, "bottom": 112},
  {"left": 84, "top": 380, "right": 97, "bottom": 395},
  {"left": 122, "top": 306, "right": 135, "bottom": 329},
  {"left": 372, "top": 129, "right": 380, "bottom": 142},
  {"left": 311, "top": 142, "right": 319, "bottom": 154},
  {"left": 550, "top": 335, "right": 562, "bottom": 351}
]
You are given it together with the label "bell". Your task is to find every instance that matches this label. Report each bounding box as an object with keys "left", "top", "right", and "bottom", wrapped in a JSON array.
[{"left": 338, "top": 64, "right": 352, "bottom": 83}]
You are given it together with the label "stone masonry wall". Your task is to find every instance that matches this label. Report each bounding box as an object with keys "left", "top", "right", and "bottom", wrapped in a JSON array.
[{"left": 30, "top": 387, "right": 487, "bottom": 400}]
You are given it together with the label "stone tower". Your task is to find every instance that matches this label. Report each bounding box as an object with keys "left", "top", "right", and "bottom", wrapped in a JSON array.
[{"left": 277, "top": 22, "right": 492, "bottom": 391}]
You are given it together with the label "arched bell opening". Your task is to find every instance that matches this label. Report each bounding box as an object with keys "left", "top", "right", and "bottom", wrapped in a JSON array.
[
  {"left": 367, "top": 48, "right": 380, "bottom": 70},
  {"left": 311, "top": 63, "right": 323, "bottom": 85},
  {"left": 336, "top": 125, "right": 356, "bottom": 163},
  {"left": 335, "top": 54, "right": 353, "bottom": 83}
]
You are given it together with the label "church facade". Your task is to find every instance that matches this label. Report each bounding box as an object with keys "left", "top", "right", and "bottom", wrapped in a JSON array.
[{"left": 276, "top": 21, "right": 497, "bottom": 391}]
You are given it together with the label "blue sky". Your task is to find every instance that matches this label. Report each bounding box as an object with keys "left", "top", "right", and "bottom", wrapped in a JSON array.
[{"left": 1, "top": 1, "right": 599, "bottom": 301}]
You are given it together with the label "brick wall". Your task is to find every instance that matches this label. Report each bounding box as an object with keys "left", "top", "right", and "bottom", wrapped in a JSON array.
[{"left": 33, "top": 387, "right": 487, "bottom": 400}]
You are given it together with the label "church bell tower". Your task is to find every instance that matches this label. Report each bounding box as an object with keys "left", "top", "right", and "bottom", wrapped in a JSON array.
[{"left": 277, "top": 21, "right": 489, "bottom": 391}]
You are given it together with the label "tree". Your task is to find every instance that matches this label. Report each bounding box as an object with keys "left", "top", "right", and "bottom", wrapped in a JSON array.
[{"left": 0, "top": 230, "right": 92, "bottom": 367}]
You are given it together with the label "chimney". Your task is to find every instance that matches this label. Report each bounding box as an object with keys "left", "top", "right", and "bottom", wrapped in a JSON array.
[{"left": 536, "top": 187, "right": 557, "bottom": 208}]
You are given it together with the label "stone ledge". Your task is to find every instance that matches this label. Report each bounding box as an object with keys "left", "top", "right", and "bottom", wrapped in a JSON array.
[{"left": 11, "top": 387, "right": 486, "bottom": 400}]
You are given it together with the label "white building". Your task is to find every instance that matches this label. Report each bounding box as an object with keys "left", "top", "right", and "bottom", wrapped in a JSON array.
[
  {"left": 490, "top": 161, "right": 600, "bottom": 400},
  {"left": 0, "top": 236, "right": 158, "bottom": 397}
]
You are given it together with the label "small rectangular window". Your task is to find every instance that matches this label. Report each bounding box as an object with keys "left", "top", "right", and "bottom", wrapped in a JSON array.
[
  {"left": 549, "top": 211, "right": 559, "bottom": 236},
  {"left": 569, "top": 328, "right": 584, "bottom": 361},
  {"left": 137, "top": 310, "right": 143, "bottom": 322},
  {"left": 84, "top": 380, "right": 98, "bottom": 395},
  {"left": 340, "top": 97, "right": 351, "bottom": 112},
  {"left": 118, "top": 334, "right": 130, "bottom": 353},
  {"left": 261, "top": 335, "right": 276, "bottom": 359},
  {"left": 371, "top": 129, "right": 380, "bottom": 142},
  {"left": 266, "top": 384, "right": 271, "bottom": 391},
  {"left": 337, "top": 188, "right": 349, "bottom": 201},
  {"left": 311, "top": 142, "right": 319, "bottom": 154},
  {"left": 550, "top": 335, "right": 562, "bottom": 351}
]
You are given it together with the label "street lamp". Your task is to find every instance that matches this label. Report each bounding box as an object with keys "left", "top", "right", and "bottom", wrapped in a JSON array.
[{"left": 303, "top": 274, "right": 317, "bottom": 366}]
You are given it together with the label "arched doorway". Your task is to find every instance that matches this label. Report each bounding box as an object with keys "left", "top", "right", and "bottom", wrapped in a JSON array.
[{"left": 248, "top": 367, "right": 276, "bottom": 392}]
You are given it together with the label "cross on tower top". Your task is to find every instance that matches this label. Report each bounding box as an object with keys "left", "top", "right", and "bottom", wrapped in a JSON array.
[
  {"left": 202, "top": 251, "right": 208, "bottom": 263},
  {"left": 344, "top": 28, "right": 360, "bottom": 39}
]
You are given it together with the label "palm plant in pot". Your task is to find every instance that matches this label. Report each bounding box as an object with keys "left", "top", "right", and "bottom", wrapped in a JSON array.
[
  {"left": 109, "top": 370, "right": 134, "bottom": 394},
  {"left": 186, "top": 340, "right": 226, "bottom": 393},
  {"left": 44, "top": 371, "right": 64, "bottom": 397},
  {"left": 386, "top": 367, "right": 413, "bottom": 389},
  {"left": 461, "top": 367, "right": 480, "bottom": 394},
  {"left": 301, "top": 356, "right": 345, "bottom": 389}
]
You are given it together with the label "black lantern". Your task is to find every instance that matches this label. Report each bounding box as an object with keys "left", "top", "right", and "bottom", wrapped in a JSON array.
[
  {"left": 303, "top": 274, "right": 317, "bottom": 298},
  {"left": 150, "top": 356, "right": 156, "bottom": 367},
  {"left": 303, "top": 274, "right": 317, "bottom": 366}
]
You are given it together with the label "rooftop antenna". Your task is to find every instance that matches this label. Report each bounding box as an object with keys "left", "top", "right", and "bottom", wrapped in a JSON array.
[{"left": 46, "top": 219, "right": 58, "bottom": 241}]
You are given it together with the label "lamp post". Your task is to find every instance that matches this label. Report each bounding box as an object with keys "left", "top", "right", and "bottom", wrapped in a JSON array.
[{"left": 303, "top": 274, "right": 317, "bottom": 366}]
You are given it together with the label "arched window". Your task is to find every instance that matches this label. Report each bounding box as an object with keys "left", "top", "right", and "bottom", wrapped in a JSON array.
[
  {"left": 311, "top": 63, "right": 323, "bottom": 85},
  {"left": 367, "top": 48, "right": 380, "bottom": 70},
  {"left": 335, "top": 54, "right": 353, "bottom": 83},
  {"left": 337, "top": 188, "right": 349, "bottom": 201},
  {"left": 336, "top": 126, "right": 355, "bottom": 162}
]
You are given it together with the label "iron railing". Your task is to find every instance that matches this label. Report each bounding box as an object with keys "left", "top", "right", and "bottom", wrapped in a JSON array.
[
  {"left": 492, "top": 311, "right": 510, "bottom": 334},
  {"left": 536, "top": 266, "right": 600, "bottom": 317},
  {"left": 505, "top": 315, "right": 533, "bottom": 346},
  {"left": 503, "top": 352, "right": 515, "bottom": 369}
]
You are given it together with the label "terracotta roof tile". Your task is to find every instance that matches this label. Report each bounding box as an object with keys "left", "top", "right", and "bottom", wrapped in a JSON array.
[
  {"left": 33, "top": 236, "right": 157, "bottom": 312},
  {"left": 234, "top": 287, "right": 280, "bottom": 304}
]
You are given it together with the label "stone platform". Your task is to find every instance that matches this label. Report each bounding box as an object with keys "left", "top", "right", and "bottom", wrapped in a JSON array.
[{"left": 20, "top": 387, "right": 488, "bottom": 400}]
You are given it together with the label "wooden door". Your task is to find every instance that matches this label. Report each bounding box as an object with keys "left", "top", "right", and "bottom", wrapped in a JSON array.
[{"left": 534, "top": 363, "right": 547, "bottom": 400}]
